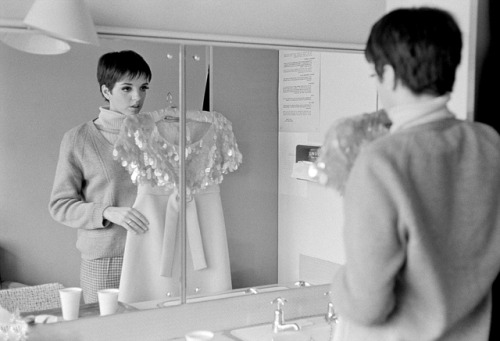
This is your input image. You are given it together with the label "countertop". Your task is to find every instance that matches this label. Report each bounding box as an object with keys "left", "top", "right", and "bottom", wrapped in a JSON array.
[{"left": 25, "top": 284, "right": 331, "bottom": 341}]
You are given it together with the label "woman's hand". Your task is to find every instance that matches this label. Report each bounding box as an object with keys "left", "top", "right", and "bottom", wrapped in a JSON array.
[{"left": 103, "top": 206, "right": 149, "bottom": 234}]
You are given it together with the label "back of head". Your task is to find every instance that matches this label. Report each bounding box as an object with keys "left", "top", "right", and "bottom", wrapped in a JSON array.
[
  {"left": 97, "top": 50, "right": 152, "bottom": 97},
  {"left": 365, "top": 7, "right": 462, "bottom": 96}
]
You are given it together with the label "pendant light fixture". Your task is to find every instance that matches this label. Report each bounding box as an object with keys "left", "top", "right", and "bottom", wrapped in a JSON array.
[
  {"left": 0, "top": 0, "right": 99, "bottom": 55},
  {"left": 0, "top": 31, "right": 71, "bottom": 55},
  {"left": 24, "top": 0, "right": 99, "bottom": 46}
]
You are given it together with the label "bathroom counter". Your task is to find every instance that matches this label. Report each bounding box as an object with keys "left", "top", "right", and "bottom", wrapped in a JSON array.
[{"left": 25, "top": 284, "right": 330, "bottom": 341}]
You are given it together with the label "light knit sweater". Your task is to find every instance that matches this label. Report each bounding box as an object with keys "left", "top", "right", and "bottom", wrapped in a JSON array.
[
  {"left": 49, "top": 108, "right": 137, "bottom": 260},
  {"left": 331, "top": 115, "right": 500, "bottom": 340}
]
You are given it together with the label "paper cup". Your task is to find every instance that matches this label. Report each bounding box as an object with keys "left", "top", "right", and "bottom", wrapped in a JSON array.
[
  {"left": 185, "top": 330, "right": 214, "bottom": 341},
  {"left": 97, "top": 288, "right": 119, "bottom": 316},
  {"left": 59, "top": 287, "right": 82, "bottom": 321}
]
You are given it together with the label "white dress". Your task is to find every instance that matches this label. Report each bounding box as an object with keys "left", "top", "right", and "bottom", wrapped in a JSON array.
[{"left": 113, "top": 109, "right": 242, "bottom": 303}]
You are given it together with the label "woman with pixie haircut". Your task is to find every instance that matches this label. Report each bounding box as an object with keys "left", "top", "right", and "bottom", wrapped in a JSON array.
[
  {"left": 329, "top": 7, "right": 500, "bottom": 341},
  {"left": 49, "top": 50, "right": 151, "bottom": 303}
]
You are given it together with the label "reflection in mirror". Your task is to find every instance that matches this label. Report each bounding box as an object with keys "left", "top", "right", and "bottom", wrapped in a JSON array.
[
  {"left": 0, "top": 37, "right": 192, "bottom": 313},
  {"left": 0, "top": 31, "right": 378, "bottom": 319},
  {"left": 207, "top": 46, "right": 379, "bottom": 293}
]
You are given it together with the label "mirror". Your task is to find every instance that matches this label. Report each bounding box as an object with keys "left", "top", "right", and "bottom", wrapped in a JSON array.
[{"left": 0, "top": 31, "right": 377, "bottom": 316}]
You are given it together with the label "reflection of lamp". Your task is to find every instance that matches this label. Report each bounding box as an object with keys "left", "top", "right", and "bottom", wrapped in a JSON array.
[
  {"left": 0, "top": 0, "right": 98, "bottom": 55},
  {"left": 0, "top": 31, "right": 70, "bottom": 55},
  {"left": 24, "top": 0, "right": 99, "bottom": 46}
]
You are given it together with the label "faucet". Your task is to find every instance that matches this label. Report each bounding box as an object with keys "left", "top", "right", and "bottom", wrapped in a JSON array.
[
  {"left": 270, "top": 297, "right": 300, "bottom": 333},
  {"left": 324, "top": 291, "right": 338, "bottom": 323},
  {"left": 294, "top": 280, "right": 311, "bottom": 287},
  {"left": 244, "top": 287, "right": 259, "bottom": 295}
]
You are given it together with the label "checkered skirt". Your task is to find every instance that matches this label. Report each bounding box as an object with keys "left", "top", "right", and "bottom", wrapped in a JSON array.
[{"left": 80, "top": 257, "right": 123, "bottom": 303}]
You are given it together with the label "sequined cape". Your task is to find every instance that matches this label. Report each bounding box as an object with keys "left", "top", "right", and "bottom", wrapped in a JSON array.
[
  {"left": 310, "top": 110, "right": 391, "bottom": 194},
  {"left": 113, "top": 109, "right": 242, "bottom": 194}
]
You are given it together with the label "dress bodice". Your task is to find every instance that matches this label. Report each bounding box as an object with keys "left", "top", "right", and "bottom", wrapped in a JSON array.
[
  {"left": 113, "top": 109, "right": 242, "bottom": 194},
  {"left": 310, "top": 110, "right": 390, "bottom": 193}
]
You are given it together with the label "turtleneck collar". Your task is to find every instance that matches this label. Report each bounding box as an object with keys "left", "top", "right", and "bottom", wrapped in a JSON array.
[
  {"left": 386, "top": 94, "right": 454, "bottom": 133},
  {"left": 95, "top": 107, "right": 127, "bottom": 132}
]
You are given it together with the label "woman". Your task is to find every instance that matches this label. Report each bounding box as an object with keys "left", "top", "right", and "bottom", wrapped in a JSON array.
[
  {"left": 328, "top": 8, "right": 500, "bottom": 341},
  {"left": 49, "top": 50, "right": 150, "bottom": 303}
]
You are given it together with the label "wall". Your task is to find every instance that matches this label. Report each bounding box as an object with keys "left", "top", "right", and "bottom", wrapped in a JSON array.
[
  {"left": 278, "top": 50, "right": 378, "bottom": 284},
  {"left": 212, "top": 46, "right": 279, "bottom": 288}
]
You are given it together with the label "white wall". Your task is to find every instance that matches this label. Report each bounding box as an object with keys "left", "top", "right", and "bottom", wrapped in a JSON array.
[{"left": 278, "top": 50, "right": 378, "bottom": 284}]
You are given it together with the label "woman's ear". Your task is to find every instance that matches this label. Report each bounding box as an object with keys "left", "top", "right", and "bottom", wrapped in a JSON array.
[
  {"left": 382, "top": 64, "right": 397, "bottom": 91},
  {"left": 101, "top": 84, "right": 111, "bottom": 101}
]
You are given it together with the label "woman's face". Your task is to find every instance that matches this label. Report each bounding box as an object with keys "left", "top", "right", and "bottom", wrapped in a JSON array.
[{"left": 102, "top": 75, "right": 149, "bottom": 115}]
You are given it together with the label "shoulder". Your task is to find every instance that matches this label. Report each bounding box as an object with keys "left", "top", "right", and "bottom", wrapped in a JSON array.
[
  {"left": 358, "top": 133, "right": 399, "bottom": 164},
  {"left": 350, "top": 132, "right": 411, "bottom": 191},
  {"left": 466, "top": 120, "right": 500, "bottom": 141},
  {"left": 63, "top": 121, "right": 93, "bottom": 139},
  {"left": 59, "top": 121, "right": 94, "bottom": 153}
]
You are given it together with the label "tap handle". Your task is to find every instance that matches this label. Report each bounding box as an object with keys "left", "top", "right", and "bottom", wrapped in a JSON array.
[
  {"left": 326, "top": 302, "right": 339, "bottom": 323},
  {"left": 324, "top": 291, "right": 339, "bottom": 323},
  {"left": 271, "top": 297, "right": 287, "bottom": 310}
]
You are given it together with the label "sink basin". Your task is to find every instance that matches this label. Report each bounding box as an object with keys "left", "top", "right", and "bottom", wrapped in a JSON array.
[{"left": 230, "top": 315, "right": 334, "bottom": 341}]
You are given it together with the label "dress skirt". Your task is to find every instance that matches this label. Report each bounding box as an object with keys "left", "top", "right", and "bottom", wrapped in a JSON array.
[{"left": 118, "top": 184, "right": 232, "bottom": 303}]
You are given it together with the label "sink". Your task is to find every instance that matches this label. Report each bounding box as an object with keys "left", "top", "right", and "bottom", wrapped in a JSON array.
[{"left": 230, "top": 315, "right": 334, "bottom": 341}]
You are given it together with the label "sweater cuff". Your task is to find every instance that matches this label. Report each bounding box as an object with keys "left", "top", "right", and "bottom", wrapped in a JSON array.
[{"left": 93, "top": 203, "right": 110, "bottom": 228}]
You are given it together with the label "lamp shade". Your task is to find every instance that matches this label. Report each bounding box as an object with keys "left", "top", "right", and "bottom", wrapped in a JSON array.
[
  {"left": 1, "top": 31, "right": 71, "bottom": 55},
  {"left": 23, "top": 0, "right": 99, "bottom": 46}
]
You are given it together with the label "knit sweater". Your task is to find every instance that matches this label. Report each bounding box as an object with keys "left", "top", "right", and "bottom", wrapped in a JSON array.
[
  {"left": 49, "top": 109, "right": 137, "bottom": 260},
  {"left": 330, "top": 117, "right": 500, "bottom": 340}
]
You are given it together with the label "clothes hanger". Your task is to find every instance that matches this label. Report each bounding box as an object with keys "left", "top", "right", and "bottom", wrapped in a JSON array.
[
  {"left": 164, "top": 113, "right": 179, "bottom": 122},
  {"left": 164, "top": 92, "right": 179, "bottom": 122}
]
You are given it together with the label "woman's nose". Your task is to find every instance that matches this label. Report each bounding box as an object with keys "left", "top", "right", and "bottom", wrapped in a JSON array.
[{"left": 131, "top": 90, "right": 143, "bottom": 101}]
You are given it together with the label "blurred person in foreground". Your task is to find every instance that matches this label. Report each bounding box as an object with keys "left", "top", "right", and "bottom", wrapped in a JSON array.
[{"left": 329, "top": 7, "right": 500, "bottom": 341}]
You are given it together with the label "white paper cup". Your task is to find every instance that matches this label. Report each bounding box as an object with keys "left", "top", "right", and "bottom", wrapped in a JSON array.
[
  {"left": 185, "top": 330, "right": 214, "bottom": 341},
  {"left": 59, "top": 287, "right": 82, "bottom": 321},
  {"left": 97, "top": 288, "right": 119, "bottom": 316}
]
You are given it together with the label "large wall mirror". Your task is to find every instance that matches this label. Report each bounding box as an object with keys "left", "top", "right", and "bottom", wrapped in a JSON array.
[{"left": 0, "top": 31, "right": 377, "bottom": 317}]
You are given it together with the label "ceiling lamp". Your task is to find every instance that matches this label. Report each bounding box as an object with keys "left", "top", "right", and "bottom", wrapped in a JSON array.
[{"left": 23, "top": 0, "right": 99, "bottom": 46}]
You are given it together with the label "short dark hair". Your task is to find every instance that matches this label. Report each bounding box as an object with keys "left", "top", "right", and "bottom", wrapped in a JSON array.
[
  {"left": 365, "top": 7, "right": 462, "bottom": 96},
  {"left": 97, "top": 50, "right": 152, "bottom": 100}
]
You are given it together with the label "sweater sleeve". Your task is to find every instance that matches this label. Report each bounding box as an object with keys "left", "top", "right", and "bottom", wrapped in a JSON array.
[
  {"left": 330, "top": 145, "right": 406, "bottom": 325},
  {"left": 48, "top": 129, "right": 109, "bottom": 229}
]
